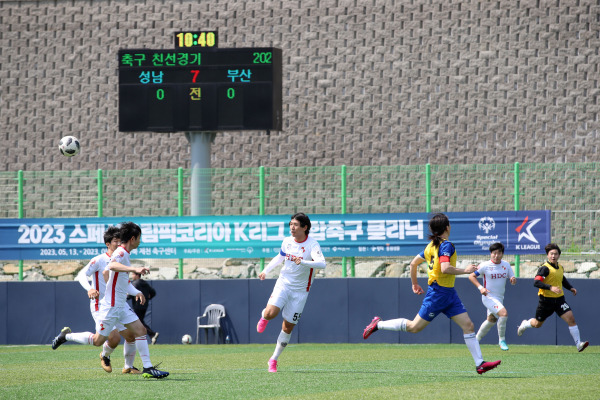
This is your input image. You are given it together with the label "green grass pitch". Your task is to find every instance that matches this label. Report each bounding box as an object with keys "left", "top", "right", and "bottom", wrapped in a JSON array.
[{"left": 1, "top": 343, "right": 598, "bottom": 399}]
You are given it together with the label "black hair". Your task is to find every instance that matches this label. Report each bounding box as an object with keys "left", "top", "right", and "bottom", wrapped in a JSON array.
[
  {"left": 291, "top": 212, "right": 311, "bottom": 235},
  {"left": 119, "top": 221, "right": 141, "bottom": 244},
  {"left": 545, "top": 243, "right": 561, "bottom": 255},
  {"left": 489, "top": 242, "right": 505, "bottom": 253},
  {"left": 428, "top": 213, "right": 450, "bottom": 247},
  {"left": 103, "top": 226, "right": 120, "bottom": 246}
]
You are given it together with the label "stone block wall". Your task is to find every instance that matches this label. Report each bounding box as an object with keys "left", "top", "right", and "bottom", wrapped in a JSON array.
[{"left": 1, "top": 0, "right": 599, "bottom": 173}]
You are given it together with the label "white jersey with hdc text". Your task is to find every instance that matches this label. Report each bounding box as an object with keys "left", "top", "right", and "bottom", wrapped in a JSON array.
[
  {"left": 100, "top": 245, "right": 132, "bottom": 308},
  {"left": 81, "top": 252, "right": 111, "bottom": 312},
  {"left": 276, "top": 235, "right": 325, "bottom": 292},
  {"left": 474, "top": 259, "right": 514, "bottom": 298}
]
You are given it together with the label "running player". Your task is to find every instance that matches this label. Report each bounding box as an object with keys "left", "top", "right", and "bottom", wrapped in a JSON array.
[
  {"left": 52, "top": 222, "right": 169, "bottom": 379},
  {"left": 256, "top": 213, "right": 326, "bottom": 372},
  {"left": 74, "top": 225, "right": 143, "bottom": 374},
  {"left": 468, "top": 242, "right": 516, "bottom": 351},
  {"left": 362, "top": 213, "right": 501, "bottom": 375},
  {"left": 517, "top": 243, "right": 589, "bottom": 352}
]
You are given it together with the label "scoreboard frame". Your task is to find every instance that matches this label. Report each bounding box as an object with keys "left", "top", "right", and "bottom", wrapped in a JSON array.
[{"left": 118, "top": 47, "right": 282, "bottom": 132}]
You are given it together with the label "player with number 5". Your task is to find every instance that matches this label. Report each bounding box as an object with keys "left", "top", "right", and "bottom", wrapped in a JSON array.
[{"left": 256, "top": 213, "right": 326, "bottom": 372}]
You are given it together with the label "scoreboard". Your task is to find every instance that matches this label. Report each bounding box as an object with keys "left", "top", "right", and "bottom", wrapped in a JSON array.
[{"left": 118, "top": 47, "right": 282, "bottom": 132}]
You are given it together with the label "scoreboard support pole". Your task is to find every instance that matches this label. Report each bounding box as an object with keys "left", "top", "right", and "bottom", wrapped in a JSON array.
[{"left": 186, "top": 131, "right": 216, "bottom": 216}]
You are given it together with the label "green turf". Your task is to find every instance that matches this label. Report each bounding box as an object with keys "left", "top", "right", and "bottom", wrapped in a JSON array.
[{"left": 0, "top": 343, "right": 598, "bottom": 399}]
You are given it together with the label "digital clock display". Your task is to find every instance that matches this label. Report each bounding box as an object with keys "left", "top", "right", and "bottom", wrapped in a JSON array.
[
  {"left": 174, "top": 31, "right": 218, "bottom": 48},
  {"left": 118, "top": 48, "right": 282, "bottom": 132}
]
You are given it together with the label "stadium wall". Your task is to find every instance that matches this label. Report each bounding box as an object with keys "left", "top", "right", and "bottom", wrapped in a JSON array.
[
  {"left": 1, "top": 1, "right": 600, "bottom": 172},
  {"left": 2, "top": 278, "right": 598, "bottom": 346}
]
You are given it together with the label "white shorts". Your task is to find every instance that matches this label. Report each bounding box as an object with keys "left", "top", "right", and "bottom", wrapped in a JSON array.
[
  {"left": 91, "top": 309, "right": 126, "bottom": 333},
  {"left": 268, "top": 284, "right": 309, "bottom": 325},
  {"left": 95, "top": 305, "right": 138, "bottom": 337},
  {"left": 481, "top": 295, "right": 505, "bottom": 318}
]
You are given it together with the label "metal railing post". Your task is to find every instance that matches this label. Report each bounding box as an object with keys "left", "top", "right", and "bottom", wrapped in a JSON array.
[
  {"left": 177, "top": 168, "right": 184, "bottom": 279},
  {"left": 425, "top": 163, "right": 431, "bottom": 213},
  {"left": 259, "top": 166, "right": 266, "bottom": 272},
  {"left": 18, "top": 170, "right": 24, "bottom": 281},
  {"left": 514, "top": 162, "right": 521, "bottom": 277},
  {"left": 340, "top": 165, "right": 348, "bottom": 277},
  {"left": 97, "top": 169, "right": 103, "bottom": 217}
]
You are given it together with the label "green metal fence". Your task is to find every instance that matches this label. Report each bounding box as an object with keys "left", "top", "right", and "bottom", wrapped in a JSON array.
[
  {"left": 1, "top": 162, "right": 599, "bottom": 279},
  {"left": 1, "top": 162, "right": 599, "bottom": 250}
]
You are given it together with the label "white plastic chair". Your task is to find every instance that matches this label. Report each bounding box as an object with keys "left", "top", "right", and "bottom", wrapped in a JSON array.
[{"left": 196, "top": 304, "right": 226, "bottom": 344}]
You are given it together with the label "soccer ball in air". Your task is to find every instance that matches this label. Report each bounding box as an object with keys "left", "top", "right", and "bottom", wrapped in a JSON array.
[
  {"left": 58, "top": 136, "right": 80, "bottom": 157},
  {"left": 181, "top": 334, "right": 192, "bottom": 344}
]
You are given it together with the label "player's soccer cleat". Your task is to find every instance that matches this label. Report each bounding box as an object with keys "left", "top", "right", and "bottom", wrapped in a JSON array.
[
  {"left": 51, "top": 327, "right": 71, "bottom": 350},
  {"left": 499, "top": 340, "right": 509, "bottom": 351},
  {"left": 268, "top": 358, "right": 278, "bottom": 373},
  {"left": 476, "top": 360, "right": 501, "bottom": 375},
  {"left": 257, "top": 317, "right": 269, "bottom": 333},
  {"left": 517, "top": 319, "right": 528, "bottom": 336},
  {"left": 142, "top": 364, "right": 169, "bottom": 379},
  {"left": 577, "top": 341, "right": 589, "bottom": 352},
  {"left": 151, "top": 332, "right": 159, "bottom": 345},
  {"left": 363, "top": 316, "right": 381, "bottom": 340},
  {"left": 122, "top": 366, "right": 143, "bottom": 374},
  {"left": 100, "top": 353, "right": 112, "bottom": 373}
]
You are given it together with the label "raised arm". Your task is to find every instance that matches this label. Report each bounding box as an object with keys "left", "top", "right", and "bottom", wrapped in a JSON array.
[{"left": 258, "top": 252, "right": 285, "bottom": 280}]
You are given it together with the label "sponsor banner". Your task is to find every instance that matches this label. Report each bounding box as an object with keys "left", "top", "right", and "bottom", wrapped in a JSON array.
[
  {"left": 446, "top": 210, "right": 551, "bottom": 255},
  {"left": 0, "top": 211, "right": 550, "bottom": 260}
]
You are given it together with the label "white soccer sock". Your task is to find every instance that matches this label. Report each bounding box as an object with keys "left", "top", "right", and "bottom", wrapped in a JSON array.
[
  {"left": 568, "top": 325, "right": 581, "bottom": 346},
  {"left": 476, "top": 320, "right": 495, "bottom": 341},
  {"left": 497, "top": 317, "right": 508, "bottom": 341},
  {"left": 271, "top": 330, "right": 292, "bottom": 361},
  {"left": 464, "top": 333, "right": 483, "bottom": 366},
  {"left": 261, "top": 308, "right": 267, "bottom": 319},
  {"left": 377, "top": 318, "right": 408, "bottom": 332},
  {"left": 66, "top": 332, "right": 94, "bottom": 345},
  {"left": 123, "top": 340, "right": 136, "bottom": 368},
  {"left": 135, "top": 336, "right": 153, "bottom": 368},
  {"left": 102, "top": 341, "right": 116, "bottom": 357}
]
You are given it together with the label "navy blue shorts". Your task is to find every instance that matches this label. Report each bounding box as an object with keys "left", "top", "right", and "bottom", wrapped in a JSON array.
[{"left": 418, "top": 282, "right": 468, "bottom": 322}]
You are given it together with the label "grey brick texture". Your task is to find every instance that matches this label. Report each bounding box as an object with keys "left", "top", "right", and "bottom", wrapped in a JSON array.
[{"left": 1, "top": 0, "right": 599, "bottom": 171}]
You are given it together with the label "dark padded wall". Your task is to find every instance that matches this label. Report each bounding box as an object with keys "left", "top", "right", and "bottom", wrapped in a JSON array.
[
  {"left": 1, "top": 278, "right": 597, "bottom": 346},
  {"left": 150, "top": 279, "right": 200, "bottom": 344},
  {"left": 0, "top": 283, "right": 6, "bottom": 344}
]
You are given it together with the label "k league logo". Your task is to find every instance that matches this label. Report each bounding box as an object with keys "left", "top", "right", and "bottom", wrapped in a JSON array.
[{"left": 515, "top": 216, "right": 541, "bottom": 243}]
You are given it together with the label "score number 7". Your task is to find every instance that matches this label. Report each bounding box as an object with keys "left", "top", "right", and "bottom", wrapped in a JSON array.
[{"left": 191, "top": 70, "right": 200, "bottom": 83}]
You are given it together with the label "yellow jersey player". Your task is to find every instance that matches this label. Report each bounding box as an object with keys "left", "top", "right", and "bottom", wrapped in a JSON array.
[
  {"left": 517, "top": 243, "right": 588, "bottom": 352},
  {"left": 363, "top": 213, "right": 501, "bottom": 374}
]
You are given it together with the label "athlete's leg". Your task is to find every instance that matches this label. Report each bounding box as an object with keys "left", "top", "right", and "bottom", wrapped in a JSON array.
[
  {"left": 452, "top": 312, "right": 484, "bottom": 366},
  {"left": 103, "top": 329, "right": 121, "bottom": 356},
  {"left": 270, "top": 319, "right": 295, "bottom": 367},
  {"left": 560, "top": 310, "right": 576, "bottom": 326},
  {"left": 119, "top": 328, "right": 138, "bottom": 371},
  {"left": 559, "top": 310, "right": 586, "bottom": 349},
  {"left": 125, "top": 319, "right": 151, "bottom": 368},
  {"left": 263, "top": 304, "right": 281, "bottom": 320},
  {"left": 495, "top": 308, "right": 508, "bottom": 343},
  {"left": 476, "top": 314, "right": 497, "bottom": 341},
  {"left": 451, "top": 312, "right": 475, "bottom": 334}
]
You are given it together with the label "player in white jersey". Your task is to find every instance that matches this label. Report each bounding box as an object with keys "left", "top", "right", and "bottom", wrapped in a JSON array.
[
  {"left": 52, "top": 222, "right": 168, "bottom": 379},
  {"left": 256, "top": 213, "right": 326, "bottom": 372},
  {"left": 468, "top": 242, "right": 516, "bottom": 351},
  {"left": 74, "top": 226, "right": 143, "bottom": 374}
]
